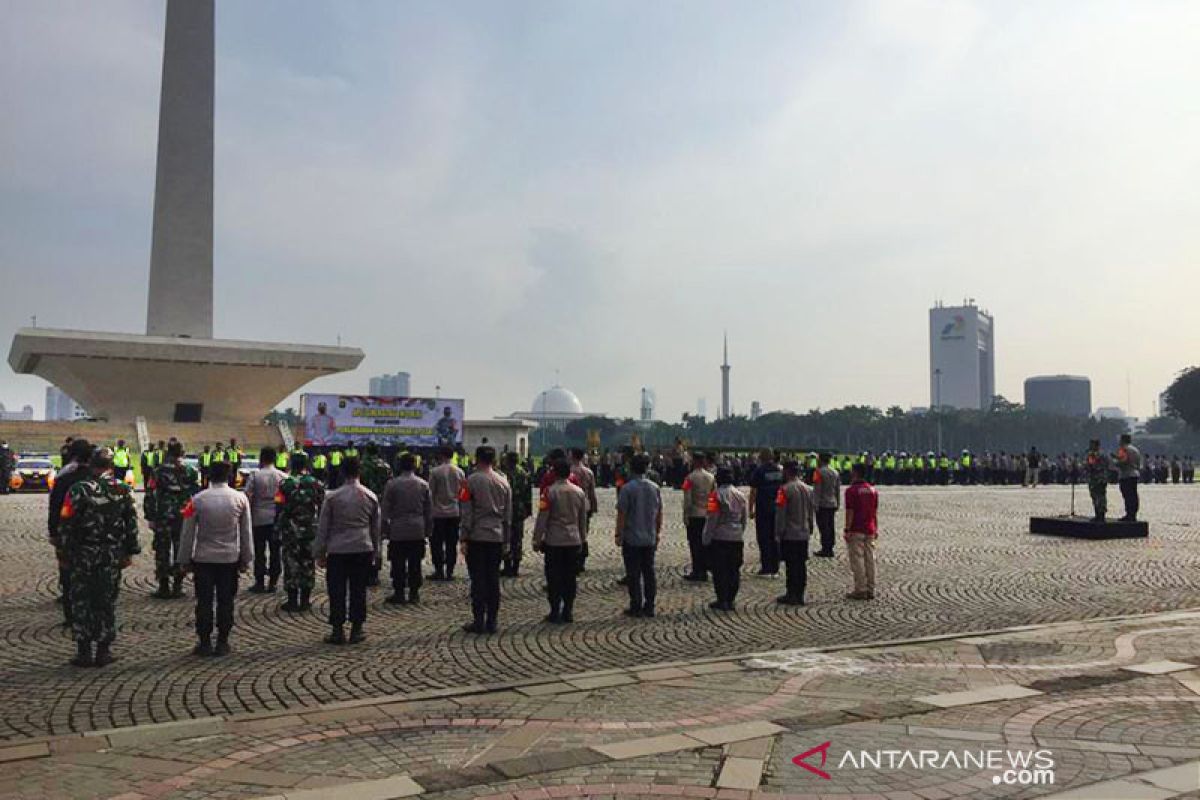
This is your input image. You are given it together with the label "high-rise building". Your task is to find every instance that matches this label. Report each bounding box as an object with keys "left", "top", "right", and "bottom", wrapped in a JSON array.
[
  {"left": 750, "top": 400, "right": 762, "bottom": 420},
  {"left": 929, "top": 301, "right": 995, "bottom": 411},
  {"left": 369, "top": 372, "right": 411, "bottom": 397},
  {"left": 0, "top": 402, "right": 35, "bottom": 421},
  {"left": 1024, "top": 375, "right": 1091, "bottom": 417},
  {"left": 45, "top": 386, "right": 87, "bottom": 421},
  {"left": 639, "top": 388, "right": 655, "bottom": 422},
  {"left": 720, "top": 333, "right": 731, "bottom": 419}
]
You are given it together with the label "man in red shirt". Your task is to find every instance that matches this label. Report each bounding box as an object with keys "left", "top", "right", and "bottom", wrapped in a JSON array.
[{"left": 843, "top": 462, "right": 879, "bottom": 600}]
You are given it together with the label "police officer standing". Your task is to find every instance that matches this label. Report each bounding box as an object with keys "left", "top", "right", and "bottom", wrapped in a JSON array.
[
  {"left": 276, "top": 452, "right": 325, "bottom": 613},
  {"left": 59, "top": 447, "right": 140, "bottom": 667},
  {"left": 429, "top": 447, "right": 466, "bottom": 581},
  {"left": 0, "top": 439, "right": 12, "bottom": 494},
  {"left": 774, "top": 461, "right": 815, "bottom": 606},
  {"left": 459, "top": 446, "right": 512, "bottom": 634},
  {"left": 244, "top": 447, "right": 285, "bottom": 594},
  {"left": 533, "top": 458, "right": 588, "bottom": 623},
  {"left": 111, "top": 440, "right": 132, "bottom": 484},
  {"left": 315, "top": 457, "right": 382, "bottom": 645},
  {"left": 145, "top": 441, "right": 200, "bottom": 599},
  {"left": 616, "top": 453, "right": 662, "bottom": 618},
  {"left": 681, "top": 453, "right": 715, "bottom": 582},
  {"left": 812, "top": 453, "right": 841, "bottom": 558},
  {"left": 703, "top": 467, "right": 749, "bottom": 611},
  {"left": 747, "top": 449, "right": 783, "bottom": 576},
  {"left": 380, "top": 453, "right": 432, "bottom": 605},
  {"left": 1116, "top": 434, "right": 1142, "bottom": 522},
  {"left": 359, "top": 443, "right": 393, "bottom": 587}
]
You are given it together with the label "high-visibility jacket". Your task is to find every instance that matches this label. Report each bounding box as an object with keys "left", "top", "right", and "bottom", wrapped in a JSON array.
[
  {"left": 112, "top": 447, "right": 130, "bottom": 468},
  {"left": 275, "top": 452, "right": 288, "bottom": 469},
  {"left": 312, "top": 454, "right": 327, "bottom": 470},
  {"left": 200, "top": 451, "right": 212, "bottom": 467},
  {"left": 330, "top": 450, "right": 343, "bottom": 467}
]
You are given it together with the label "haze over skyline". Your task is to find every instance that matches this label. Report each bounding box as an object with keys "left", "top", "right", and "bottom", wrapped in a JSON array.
[{"left": 3, "top": 0, "right": 1198, "bottom": 422}]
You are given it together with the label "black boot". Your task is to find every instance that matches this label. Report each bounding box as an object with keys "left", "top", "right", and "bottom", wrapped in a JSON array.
[
  {"left": 93, "top": 642, "right": 115, "bottom": 667},
  {"left": 299, "top": 588, "right": 312, "bottom": 611},
  {"left": 171, "top": 575, "right": 184, "bottom": 598},
  {"left": 213, "top": 634, "right": 230, "bottom": 657},
  {"left": 266, "top": 578, "right": 278, "bottom": 594},
  {"left": 152, "top": 579, "right": 172, "bottom": 599},
  {"left": 70, "top": 640, "right": 94, "bottom": 667},
  {"left": 408, "top": 589, "right": 419, "bottom": 605},
  {"left": 325, "top": 626, "right": 346, "bottom": 645},
  {"left": 348, "top": 622, "right": 365, "bottom": 644},
  {"left": 561, "top": 601, "right": 574, "bottom": 624},
  {"left": 248, "top": 579, "right": 266, "bottom": 594},
  {"left": 282, "top": 590, "right": 300, "bottom": 612},
  {"left": 192, "top": 637, "right": 212, "bottom": 657}
]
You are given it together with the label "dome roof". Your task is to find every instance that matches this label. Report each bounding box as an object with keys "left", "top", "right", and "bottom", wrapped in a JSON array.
[{"left": 532, "top": 386, "right": 584, "bottom": 416}]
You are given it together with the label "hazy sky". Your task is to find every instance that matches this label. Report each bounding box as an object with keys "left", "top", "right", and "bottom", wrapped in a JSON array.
[{"left": 3, "top": 0, "right": 1198, "bottom": 421}]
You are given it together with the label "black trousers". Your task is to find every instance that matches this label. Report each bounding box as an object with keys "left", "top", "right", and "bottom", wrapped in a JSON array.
[
  {"left": 326, "top": 551, "right": 372, "bottom": 627},
  {"left": 816, "top": 508, "right": 837, "bottom": 554},
  {"left": 754, "top": 516, "right": 780, "bottom": 573},
  {"left": 1119, "top": 478, "right": 1139, "bottom": 520},
  {"left": 685, "top": 517, "right": 708, "bottom": 577},
  {"left": 253, "top": 524, "right": 280, "bottom": 582},
  {"left": 545, "top": 544, "right": 581, "bottom": 612},
  {"left": 780, "top": 540, "right": 808, "bottom": 602},
  {"left": 431, "top": 517, "right": 460, "bottom": 576},
  {"left": 388, "top": 540, "right": 425, "bottom": 596},
  {"left": 709, "top": 540, "right": 744, "bottom": 604},
  {"left": 193, "top": 562, "right": 238, "bottom": 640},
  {"left": 623, "top": 545, "right": 657, "bottom": 611},
  {"left": 466, "top": 540, "right": 502, "bottom": 623}
]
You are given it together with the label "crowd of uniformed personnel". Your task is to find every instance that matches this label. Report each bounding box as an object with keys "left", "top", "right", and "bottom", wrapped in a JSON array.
[{"left": 35, "top": 431, "right": 1166, "bottom": 668}]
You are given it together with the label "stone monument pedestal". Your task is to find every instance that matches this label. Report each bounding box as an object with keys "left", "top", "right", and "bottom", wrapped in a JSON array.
[{"left": 1029, "top": 515, "right": 1149, "bottom": 540}]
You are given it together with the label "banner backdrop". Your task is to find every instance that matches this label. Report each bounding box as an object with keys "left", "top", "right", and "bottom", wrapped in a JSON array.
[{"left": 301, "top": 394, "right": 464, "bottom": 448}]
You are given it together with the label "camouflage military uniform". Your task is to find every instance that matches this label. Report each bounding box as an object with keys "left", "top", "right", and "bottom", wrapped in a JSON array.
[
  {"left": 276, "top": 473, "right": 325, "bottom": 603},
  {"left": 60, "top": 473, "right": 140, "bottom": 646},
  {"left": 1085, "top": 450, "right": 1110, "bottom": 520},
  {"left": 144, "top": 460, "right": 200, "bottom": 590},
  {"left": 360, "top": 455, "right": 392, "bottom": 586},
  {"left": 501, "top": 464, "right": 533, "bottom": 575}
]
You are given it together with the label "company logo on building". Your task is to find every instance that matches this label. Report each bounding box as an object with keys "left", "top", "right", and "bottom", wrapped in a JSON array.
[{"left": 940, "top": 314, "right": 966, "bottom": 340}]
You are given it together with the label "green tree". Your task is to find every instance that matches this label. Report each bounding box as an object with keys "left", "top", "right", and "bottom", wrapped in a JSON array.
[{"left": 1163, "top": 367, "right": 1200, "bottom": 430}]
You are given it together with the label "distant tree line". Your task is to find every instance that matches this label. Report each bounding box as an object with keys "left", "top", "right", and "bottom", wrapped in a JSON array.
[{"left": 551, "top": 398, "right": 1130, "bottom": 455}]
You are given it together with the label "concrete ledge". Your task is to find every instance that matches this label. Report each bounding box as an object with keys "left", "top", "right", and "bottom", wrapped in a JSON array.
[{"left": 86, "top": 716, "right": 227, "bottom": 748}]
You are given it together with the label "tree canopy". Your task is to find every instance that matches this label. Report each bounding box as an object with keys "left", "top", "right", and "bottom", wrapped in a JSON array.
[{"left": 1163, "top": 367, "right": 1200, "bottom": 430}]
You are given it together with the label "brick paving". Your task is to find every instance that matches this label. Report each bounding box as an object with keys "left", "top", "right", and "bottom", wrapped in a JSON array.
[
  {"left": 1, "top": 485, "right": 1198, "bottom": 741},
  {"left": 1, "top": 609, "right": 1199, "bottom": 798}
]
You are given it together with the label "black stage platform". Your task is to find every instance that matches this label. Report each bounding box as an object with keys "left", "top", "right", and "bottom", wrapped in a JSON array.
[{"left": 1030, "top": 515, "right": 1149, "bottom": 540}]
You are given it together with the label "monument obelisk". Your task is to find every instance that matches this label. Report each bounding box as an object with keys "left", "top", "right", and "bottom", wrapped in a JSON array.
[
  {"left": 9, "top": 0, "right": 363, "bottom": 424},
  {"left": 146, "top": 0, "right": 214, "bottom": 339}
]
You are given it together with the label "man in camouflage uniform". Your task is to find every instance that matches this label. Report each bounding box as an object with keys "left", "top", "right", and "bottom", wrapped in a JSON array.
[
  {"left": 500, "top": 451, "right": 533, "bottom": 576},
  {"left": 276, "top": 452, "right": 325, "bottom": 612},
  {"left": 144, "top": 441, "right": 200, "bottom": 598},
  {"left": 59, "top": 447, "right": 140, "bottom": 667},
  {"left": 359, "top": 443, "right": 393, "bottom": 587},
  {"left": 1085, "top": 439, "right": 1110, "bottom": 523}
]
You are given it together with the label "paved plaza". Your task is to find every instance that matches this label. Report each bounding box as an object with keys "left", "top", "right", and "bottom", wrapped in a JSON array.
[{"left": 0, "top": 485, "right": 1198, "bottom": 798}]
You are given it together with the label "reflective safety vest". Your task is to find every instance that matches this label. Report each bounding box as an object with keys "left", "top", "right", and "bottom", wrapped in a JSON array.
[
  {"left": 330, "top": 450, "right": 343, "bottom": 466},
  {"left": 112, "top": 447, "right": 130, "bottom": 468},
  {"left": 275, "top": 452, "right": 288, "bottom": 469},
  {"left": 939, "top": 457, "right": 950, "bottom": 469},
  {"left": 963, "top": 455, "right": 972, "bottom": 467},
  {"left": 312, "top": 454, "right": 327, "bottom": 470},
  {"left": 200, "top": 452, "right": 212, "bottom": 467}
]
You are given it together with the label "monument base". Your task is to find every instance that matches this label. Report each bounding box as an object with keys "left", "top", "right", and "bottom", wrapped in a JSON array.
[
  {"left": 1029, "top": 515, "right": 1149, "bottom": 540},
  {"left": 8, "top": 327, "right": 363, "bottom": 425}
]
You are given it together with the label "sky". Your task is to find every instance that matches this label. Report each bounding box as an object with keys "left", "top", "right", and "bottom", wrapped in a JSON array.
[{"left": 2, "top": 0, "right": 1199, "bottom": 422}]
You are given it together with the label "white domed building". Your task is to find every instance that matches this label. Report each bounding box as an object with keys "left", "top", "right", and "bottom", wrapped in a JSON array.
[{"left": 507, "top": 385, "right": 603, "bottom": 432}]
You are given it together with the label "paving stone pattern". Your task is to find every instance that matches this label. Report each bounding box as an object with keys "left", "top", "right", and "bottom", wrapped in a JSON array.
[{"left": 0, "top": 485, "right": 1198, "bottom": 740}]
